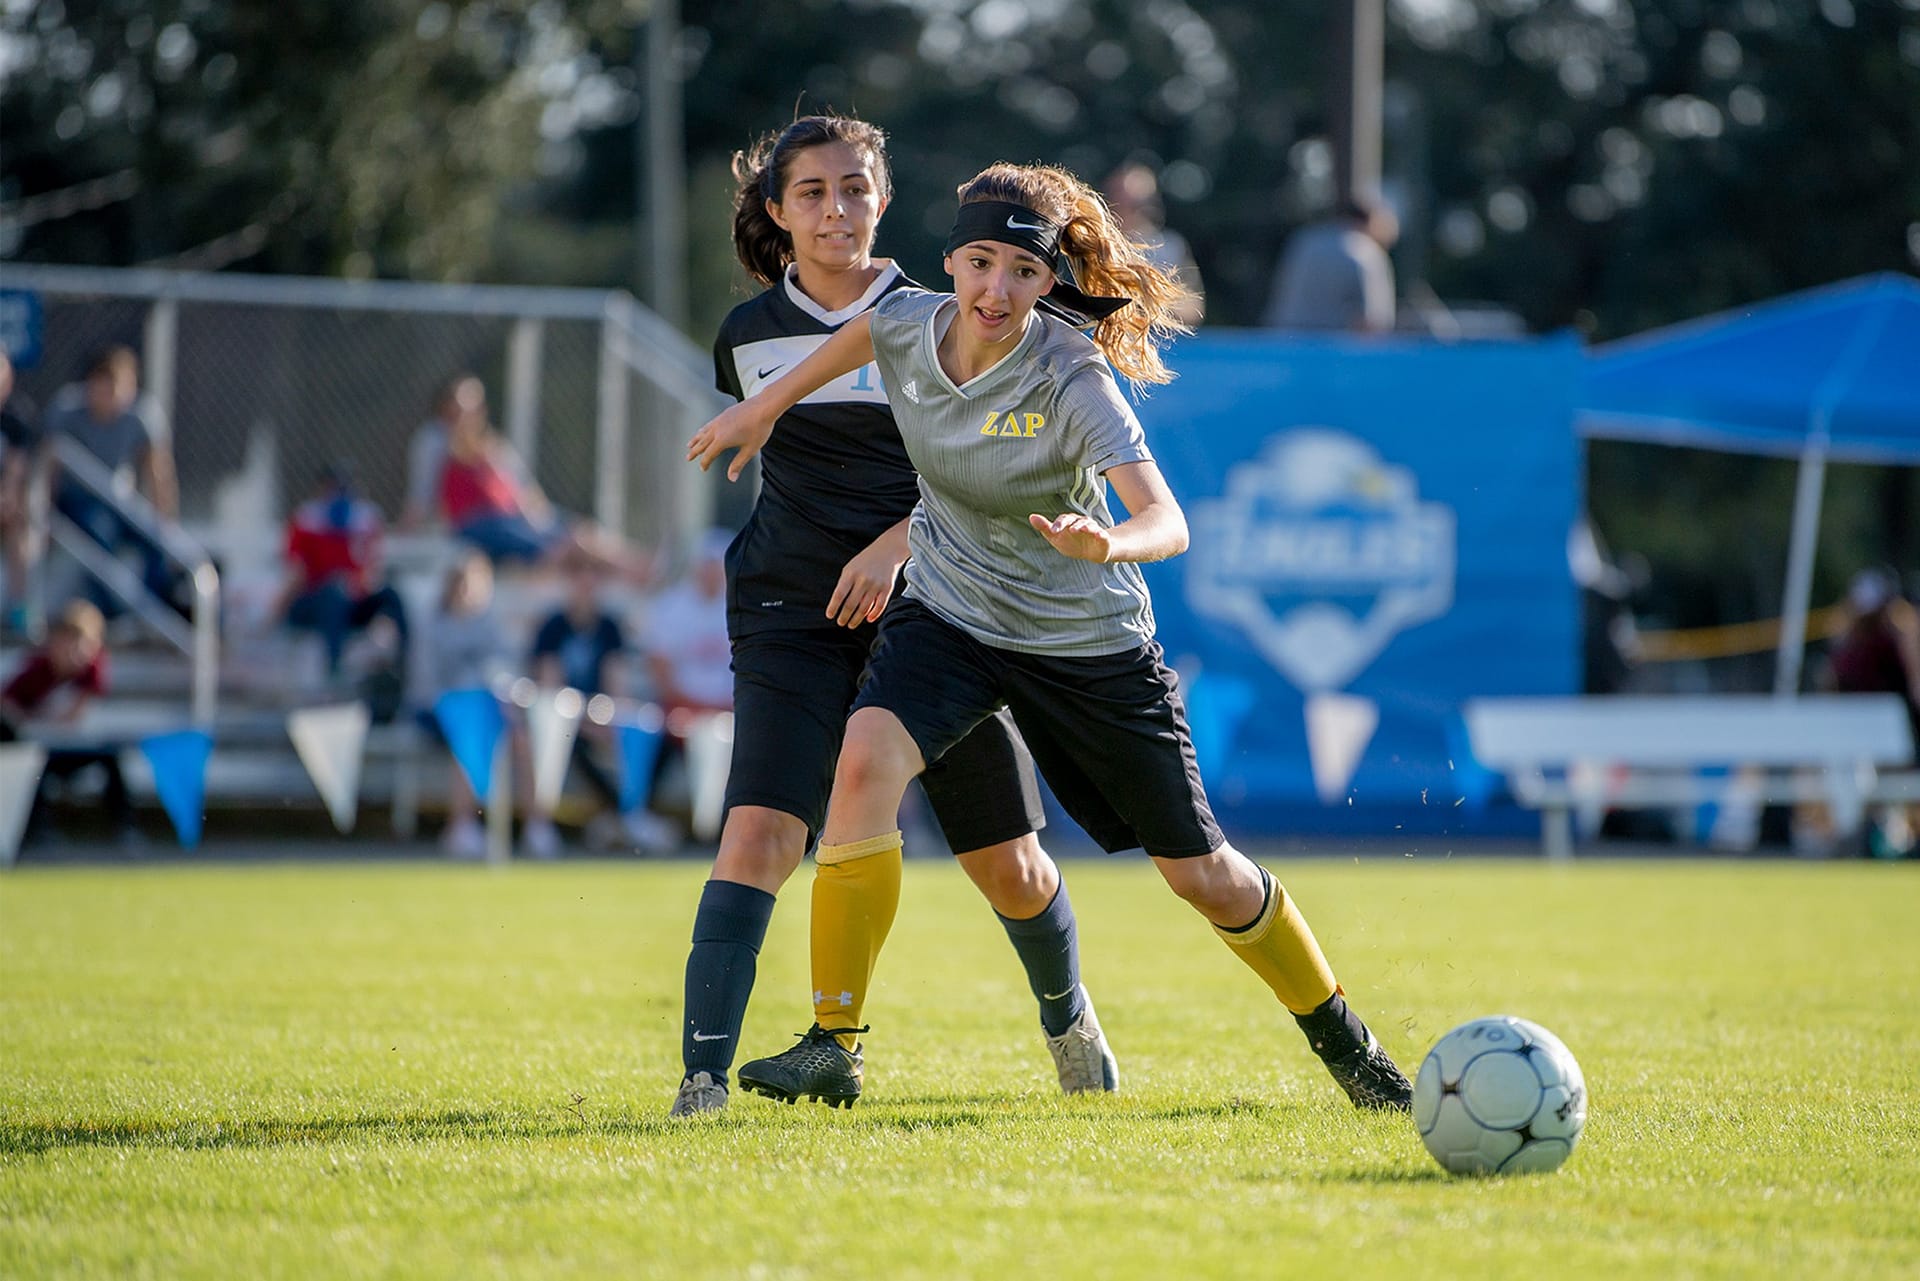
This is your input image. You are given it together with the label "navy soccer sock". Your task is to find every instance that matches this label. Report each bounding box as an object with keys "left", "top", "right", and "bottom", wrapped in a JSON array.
[
  {"left": 681, "top": 878, "right": 777, "bottom": 1084},
  {"left": 997, "top": 881, "right": 1086, "bottom": 1038}
]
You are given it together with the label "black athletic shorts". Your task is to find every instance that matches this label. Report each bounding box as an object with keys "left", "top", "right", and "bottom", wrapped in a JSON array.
[
  {"left": 726, "top": 626, "right": 1045, "bottom": 853},
  {"left": 852, "top": 598, "right": 1225, "bottom": 859}
]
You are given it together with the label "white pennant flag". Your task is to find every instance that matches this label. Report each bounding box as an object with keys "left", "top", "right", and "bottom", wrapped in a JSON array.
[
  {"left": 1305, "top": 692, "right": 1379, "bottom": 805},
  {"left": 527, "top": 688, "right": 584, "bottom": 813},
  {"left": 1, "top": 742, "right": 49, "bottom": 866},
  {"left": 287, "top": 703, "right": 370, "bottom": 834},
  {"left": 685, "top": 712, "right": 734, "bottom": 842}
]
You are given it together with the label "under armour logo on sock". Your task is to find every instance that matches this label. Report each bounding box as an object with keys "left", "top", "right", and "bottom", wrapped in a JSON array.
[{"left": 814, "top": 989, "right": 854, "bottom": 1007}]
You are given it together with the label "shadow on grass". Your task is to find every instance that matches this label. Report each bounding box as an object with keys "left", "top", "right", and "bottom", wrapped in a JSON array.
[{"left": 4, "top": 1093, "right": 1375, "bottom": 1155}]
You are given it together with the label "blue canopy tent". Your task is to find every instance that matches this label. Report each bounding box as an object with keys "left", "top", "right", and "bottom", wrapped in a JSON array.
[{"left": 1578, "top": 272, "right": 1920, "bottom": 692}]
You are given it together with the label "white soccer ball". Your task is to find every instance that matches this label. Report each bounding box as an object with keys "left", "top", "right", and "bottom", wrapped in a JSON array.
[{"left": 1413, "top": 1015, "right": 1587, "bottom": 1176}]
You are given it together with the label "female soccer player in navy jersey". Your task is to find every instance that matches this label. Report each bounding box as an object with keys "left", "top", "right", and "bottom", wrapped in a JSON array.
[
  {"left": 692, "top": 161, "right": 1413, "bottom": 1112},
  {"left": 669, "top": 119, "right": 1116, "bottom": 1116}
]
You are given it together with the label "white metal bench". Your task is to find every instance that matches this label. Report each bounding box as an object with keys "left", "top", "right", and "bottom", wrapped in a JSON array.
[{"left": 1462, "top": 694, "right": 1917, "bottom": 859}]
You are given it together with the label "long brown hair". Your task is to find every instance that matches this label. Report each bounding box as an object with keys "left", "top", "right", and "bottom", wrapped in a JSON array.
[
  {"left": 730, "top": 115, "right": 893, "bottom": 288},
  {"left": 956, "top": 163, "right": 1195, "bottom": 391}
]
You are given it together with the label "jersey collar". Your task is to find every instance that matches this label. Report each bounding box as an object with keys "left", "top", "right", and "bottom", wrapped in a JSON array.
[
  {"left": 925, "top": 299, "right": 1040, "bottom": 399},
  {"left": 783, "top": 260, "right": 902, "bottom": 326}
]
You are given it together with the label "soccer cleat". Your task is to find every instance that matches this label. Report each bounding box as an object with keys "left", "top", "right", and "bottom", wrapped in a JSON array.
[
  {"left": 1325, "top": 1033, "right": 1414, "bottom": 1111},
  {"left": 668, "top": 1070, "right": 729, "bottom": 1118},
  {"left": 1044, "top": 987, "right": 1119, "bottom": 1094},
  {"left": 737, "top": 1024, "right": 868, "bottom": 1108}
]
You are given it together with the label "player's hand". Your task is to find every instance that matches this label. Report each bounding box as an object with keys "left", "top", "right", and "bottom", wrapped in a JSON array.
[
  {"left": 826, "top": 543, "right": 903, "bottom": 628},
  {"left": 1028, "top": 513, "right": 1114, "bottom": 563},
  {"left": 687, "top": 401, "right": 776, "bottom": 482}
]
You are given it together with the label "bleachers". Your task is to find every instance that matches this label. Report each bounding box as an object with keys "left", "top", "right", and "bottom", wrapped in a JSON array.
[{"left": 1462, "top": 693, "right": 1918, "bottom": 859}]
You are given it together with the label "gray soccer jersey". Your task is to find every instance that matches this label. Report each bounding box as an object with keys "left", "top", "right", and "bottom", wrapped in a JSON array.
[{"left": 868, "top": 287, "right": 1156, "bottom": 656}]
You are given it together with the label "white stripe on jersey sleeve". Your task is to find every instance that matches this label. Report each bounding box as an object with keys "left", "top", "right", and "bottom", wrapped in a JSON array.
[{"left": 733, "top": 336, "right": 890, "bottom": 406}]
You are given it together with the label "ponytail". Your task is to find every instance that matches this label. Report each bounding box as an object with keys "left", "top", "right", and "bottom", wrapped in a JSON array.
[{"left": 957, "top": 163, "right": 1195, "bottom": 392}]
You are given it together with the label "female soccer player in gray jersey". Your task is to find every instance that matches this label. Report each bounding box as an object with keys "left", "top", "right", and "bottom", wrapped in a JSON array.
[
  {"left": 669, "top": 121, "right": 1117, "bottom": 1117},
  {"left": 691, "top": 161, "right": 1413, "bottom": 1111}
]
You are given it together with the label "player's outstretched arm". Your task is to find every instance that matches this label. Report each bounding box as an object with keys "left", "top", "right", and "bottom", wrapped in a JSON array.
[
  {"left": 1028, "top": 460, "right": 1189, "bottom": 565},
  {"left": 688, "top": 313, "right": 878, "bottom": 481}
]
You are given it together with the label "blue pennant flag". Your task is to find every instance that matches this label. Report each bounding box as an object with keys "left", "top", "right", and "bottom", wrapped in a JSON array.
[
  {"left": 141, "top": 729, "right": 212, "bottom": 848},
  {"left": 434, "top": 688, "right": 506, "bottom": 803},
  {"left": 1185, "top": 671, "right": 1256, "bottom": 784},
  {"left": 616, "top": 721, "right": 665, "bottom": 814}
]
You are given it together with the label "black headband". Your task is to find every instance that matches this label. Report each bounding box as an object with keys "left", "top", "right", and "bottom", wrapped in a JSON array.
[{"left": 943, "top": 200, "right": 1131, "bottom": 325}]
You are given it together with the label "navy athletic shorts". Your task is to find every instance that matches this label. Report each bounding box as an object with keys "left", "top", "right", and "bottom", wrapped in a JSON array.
[
  {"left": 851, "top": 597, "right": 1225, "bottom": 859},
  {"left": 725, "top": 626, "right": 1045, "bottom": 853}
]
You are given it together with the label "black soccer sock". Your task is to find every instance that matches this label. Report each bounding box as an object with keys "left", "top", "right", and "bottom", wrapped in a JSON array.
[
  {"left": 681, "top": 878, "right": 777, "bottom": 1084},
  {"left": 1293, "top": 990, "right": 1373, "bottom": 1064},
  {"left": 997, "top": 881, "right": 1086, "bottom": 1039}
]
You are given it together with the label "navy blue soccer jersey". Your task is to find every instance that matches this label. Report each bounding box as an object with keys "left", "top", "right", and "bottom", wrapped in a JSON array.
[{"left": 712, "top": 262, "right": 923, "bottom": 636}]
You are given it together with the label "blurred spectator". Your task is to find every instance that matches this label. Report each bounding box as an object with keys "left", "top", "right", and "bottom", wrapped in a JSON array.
[
  {"left": 1, "top": 350, "right": 46, "bottom": 637},
  {"left": 1102, "top": 163, "right": 1205, "bottom": 328},
  {"left": 636, "top": 529, "right": 733, "bottom": 847},
  {"left": 642, "top": 529, "right": 734, "bottom": 725},
  {"left": 1262, "top": 195, "right": 1399, "bottom": 334},
  {"left": 527, "top": 555, "right": 670, "bottom": 853},
  {"left": 0, "top": 599, "right": 137, "bottom": 847},
  {"left": 41, "top": 345, "right": 182, "bottom": 614},
  {"left": 435, "top": 379, "right": 651, "bottom": 584},
  {"left": 1821, "top": 567, "right": 1920, "bottom": 740},
  {"left": 274, "top": 462, "right": 409, "bottom": 706},
  {"left": 1815, "top": 568, "right": 1920, "bottom": 858},
  {"left": 399, "top": 372, "right": 472, "bottom": 533},
  {"left": 420, "top": 550, "right": 535, "bottom": 859}
]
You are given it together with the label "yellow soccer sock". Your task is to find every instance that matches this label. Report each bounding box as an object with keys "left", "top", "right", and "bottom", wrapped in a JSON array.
[
  {"left": 810, "top": 830, "right": 904, "bottom": 1046},
  {"left": 1213, "top": 867, "right": 1339, "bottom": 1015}
]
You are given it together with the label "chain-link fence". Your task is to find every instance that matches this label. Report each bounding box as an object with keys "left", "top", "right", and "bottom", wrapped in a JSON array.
[{"left": 1, "top": 264, "right": 726, "bottom": 562}]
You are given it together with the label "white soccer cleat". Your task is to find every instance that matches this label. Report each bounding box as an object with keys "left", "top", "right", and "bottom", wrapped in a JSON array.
[
  {"left": 668, "top": 1070, "right": 729, "bottom": 1118},
  {"left": 1045, "top": 987, "right": 1119, "bottom": 1094}
]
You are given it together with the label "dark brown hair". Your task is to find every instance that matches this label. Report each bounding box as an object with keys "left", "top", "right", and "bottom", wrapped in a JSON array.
[{"left": 730, "top": 115, "right": 892, "bottom": 288}]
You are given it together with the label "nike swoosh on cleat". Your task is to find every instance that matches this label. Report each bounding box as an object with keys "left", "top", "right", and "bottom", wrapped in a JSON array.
[
  {"left": 1006, "top": 216, "right": 1051, "bottom": 233},
  {"left": 690, "top": 1031, "right": 729, "bottom": 1042}
]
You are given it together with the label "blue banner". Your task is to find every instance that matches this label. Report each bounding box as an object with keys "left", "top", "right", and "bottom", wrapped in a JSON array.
[
  {"left": 616, "top": 721, "right": 665, "bottom": 814},
  {"left": 434, "top": 688, "right": 505, "bottom": 804},
  {"left": 141, "top": 729, "right": 212, "bottom": 848},
  {"left": 1130, "top": 335, "right": 1583, "bottom": 836}
]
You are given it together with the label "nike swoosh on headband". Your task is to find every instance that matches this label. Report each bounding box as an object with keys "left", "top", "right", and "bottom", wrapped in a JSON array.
[{"left": 1006, "top": 215, "right": 1052, "bottom": 232}]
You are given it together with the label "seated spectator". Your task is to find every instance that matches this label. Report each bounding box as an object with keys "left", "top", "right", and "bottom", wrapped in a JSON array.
[
  {"left": 436, "top": 380, "right": 651, "bottom": 584},
  {"left": 399, "top": 372, "right": 470, "bottom": 533},
  {"left": 1, "top": 350, "right": 45, "bottom": 637},
  {"left": 526, "top": 554, "right": 672, "bottom": 853},
  {"left": 42, "top": 345, "right": 183, "bottom": 616},
  {"left": 643, "top": 529, "right": 733, "bottom": 724},
  {"left": 274, "top": 462, "right": 409, "bottom": 704},
  {"left": 1, "top": 599, "right": 137, "bottom": 848},
  {"left": 634, "top": 530, "right": 733, "bottom": 844},
  {"left": 420, "top": 550, "right": 536, "bottom": 860}
]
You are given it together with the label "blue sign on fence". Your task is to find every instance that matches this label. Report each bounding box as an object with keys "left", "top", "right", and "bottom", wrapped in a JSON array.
[{"left": 1130, "top": 334, "right": 1583, "bottom": 836}]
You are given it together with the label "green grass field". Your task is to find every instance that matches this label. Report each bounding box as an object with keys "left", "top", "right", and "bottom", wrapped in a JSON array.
[{"left": 4, "top": 857, "right": 1918, "bottom": 1279}]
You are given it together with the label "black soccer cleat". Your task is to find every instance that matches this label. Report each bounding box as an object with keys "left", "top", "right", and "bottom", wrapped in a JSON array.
[
  {"left": 1325, "top": 1034, "right": 1414, "bottom": 1112},
  {"left": 737, "top": 1023, "right": 867, "bottom": 1109}
]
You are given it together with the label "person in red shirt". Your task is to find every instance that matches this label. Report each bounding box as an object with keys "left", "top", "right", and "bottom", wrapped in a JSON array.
[
  {"left": 274, "top": 463, "right": 410, "bottom": 684},
  {"left": 2, "top": 598, "right": 136, "bottom": 845},
  {"left": 436, "top": 388, "right": 651, "bottom": 583}
]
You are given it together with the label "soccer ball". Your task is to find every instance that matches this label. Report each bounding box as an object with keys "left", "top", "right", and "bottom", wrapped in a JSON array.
[{"left": 1413, "top": 1015, "right": 1586, "bottom": 1176}]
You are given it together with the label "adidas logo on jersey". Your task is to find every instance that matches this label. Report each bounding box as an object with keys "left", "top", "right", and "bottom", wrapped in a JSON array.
[{"left": 902, "top": 379, "right": 920, "bottom": 403}]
